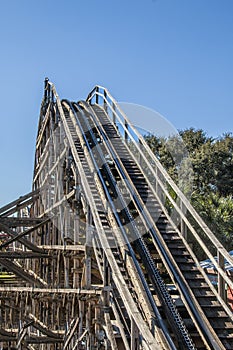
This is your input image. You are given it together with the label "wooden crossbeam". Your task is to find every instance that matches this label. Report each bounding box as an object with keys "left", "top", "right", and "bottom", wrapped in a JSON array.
[
  {"left": 0, "top": 217, "right": 43, "bottom": 227},
  {"left": 0, "top": 222, "right": 45, "bottom": 253},
  {"left": 0, "top": 251, "right": 49, "bottom": 258},
  {"left": 0, "top": 190, "right": 39, "bottom": 216},
  {"left": 26, "top": 336, "right": 64, "bottom": 344},
  {"left": 63, "top": 317, "right": 80, "bottom": 349},
  {"left": 0, "top": 218, "right": 50, "bottom": 249},
  {"left": 0, "top": 328, "right": 16, "bottom": 337},
  {"left": 27, "top": 313, "right": 63, "bottom": 339},
  {"left": 0, "top": 335, "right": 16, "bottom": 341},
  {"left": 0, "top": 286, "right": 102, "bottom": 294},
  {"left": 0, "top": 259, "right": 47, "bottom": 287},
  {"left": 39, "top": 244, "right": 85, "bottom": 251}
]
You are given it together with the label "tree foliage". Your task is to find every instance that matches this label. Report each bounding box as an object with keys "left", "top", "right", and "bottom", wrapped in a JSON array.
[{"left": 145, "top": 129, "right": 233, "bottom": 252}]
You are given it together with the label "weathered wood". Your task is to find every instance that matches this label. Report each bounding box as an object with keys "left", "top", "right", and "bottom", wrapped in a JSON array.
[
  {"left": 0, "top": 251, "right": 49, "bottom": 258},
  {"left": 0, "top": 287, "right": 102, "bottom": 294},
  {"left": 0, "top": 259, "right": 47, "bottom": 287},
  {"left": 0, "top": 190, "right": 39, "bottom": 216},
  {"left": 0, "top": 217, "right": 44, "bottom": 227},
  {"left": 27, "top": 313, "right": 63, "bottom": 339},
  {"left": 0, "top": 222, "right": 45, "bottom": 253},
  {"left": 38, "top": 244, "right": 85, "bottom": 251},
  {"left": 63, "top": 317, "right": 80, "bottom": 349},
  {"left": 2, "top": 80, "right": 233, "bottom": 350},
  {"left": 25, "top": 336, "right": 64, "bottom": 344},
  {"left": 0, "top": 217, "right": 50, "bottom": 249}
]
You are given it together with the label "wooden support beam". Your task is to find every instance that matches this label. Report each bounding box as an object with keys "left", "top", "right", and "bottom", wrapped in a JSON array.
[
  {"left": 0, "top": 190, "right": 39, "bottom": 216},
  {"left": 0, "top": 222, "right": 45, "bottom": 253},
  {"left": 17, "top": 327, "right": 28, "bottom": 348},
  {"left": 104, "top": 312, "right": 118, "bottom": 350},
  {"left": 25, "top": 336, "right": 64, "bottom": 344},
  {"left": 0, "top": 328, "right": 16, "bottom": 341},
  {"left": 0, "top": 286, "right": 102, "bottom": 294},
  {"left": 85, "top": 208, "right": 92, "bottom": 289},
  {"left": 0, "top": 251, "right": 49, "bottom": 259},
  {"left": 131, "top": 317, "right": 139, "bottom": 350},
  {"left": 218, "top": 250, "right": 226, "bottom": 302},
  {"left": 72, "top": 330, "right": 88, "bottom": 350},
  {"left": 0, "top": 259, "right": 47, "bottom": 287},
  {"left": 111, "top": 300, "right": 130, "bottom": 350},
  {"left": 38, "top": 244, "right": 85, "bottom": 251},
  {"left": 27, "top": 313, "right": 63, "bottom": 339},
  {"left": 0, "top": 217, "right": 44, "bottom": 227},
  {"left": 0, "top": 218, "right": 50, "bottom": 250},
  {"left": 0, "top": 335, "right": 16, "bottom": 341},
  {"left": 63, "top": 317, "right": 80, "bottom": 349}
]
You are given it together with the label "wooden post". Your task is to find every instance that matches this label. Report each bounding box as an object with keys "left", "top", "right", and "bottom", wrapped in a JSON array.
[
  {"left": 218, "top": 250, "right": 226, "bottom": 302},
  {"left": 131, "top": 316, "right": 139, "bottom": 350},
  {"left": 85, "top": 206, "right": 92, "bottom": 289},
  {"left": 96, "top": 87, "right": 99, "bottom": 104},
  {"left": 124, "top": 120, "right": 128, "bottom": 143},
  {"left": 103, "top": 253, "right": 110, "bottom": 308},
  {"left": 113, "top": 103, "right": 116, "bottom": 125},
  {"left": 104, "top": 89, "right": 107, "bottom": 111},
  {"left": 180, "top": 201, "right": 187, "bottom": 239}
]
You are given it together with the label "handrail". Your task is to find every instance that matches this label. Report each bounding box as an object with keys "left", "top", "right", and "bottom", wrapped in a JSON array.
[
  {"left": 44, "top": 81, "right": 161, "bottom": 349},
  {"left": 86, "top": 85, "right": 233, "bottom": 300},
  {"left": 79, "top": 101, "right": 225, "bottom": 349}
]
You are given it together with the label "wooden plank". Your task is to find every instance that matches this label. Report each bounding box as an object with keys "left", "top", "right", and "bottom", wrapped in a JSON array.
[
  {"left": 0, "top": 222, "right": 45, "bottom": 253},
  {"left": 0, "top": 251, "right": 49, "bottom": 258},
  {"left": 0, "top": 286, "right": 102, "bottom": 294},
  {"left": 27, "top": 313, "right": 63, "bottom": 339},
  {"left": 0, "top": 218, "right": 50, "bottom": 249},
  {"left": 26, "top": 336, "right": 64, "bottom": 344},
  {"left": 0, "top": 190, "right": 39, "bottom": 216},
  {"left": 38, "top": 245, "right": 85, "bottom": 251},
  {"left": 0, "top": 259, "right": 47, "bottom": 287},
  {"left": 0, "top": 217, "right": 43, "bottom": 227},
  {"left": 63, "top": 317, "right": 80, "bottom": 349}
]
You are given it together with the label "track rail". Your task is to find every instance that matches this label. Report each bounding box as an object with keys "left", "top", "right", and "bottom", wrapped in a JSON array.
[
  {"left": 78, "top": 101, "right": 233, "bottom": 349},
  {"left": 0, "top": 80, "right": 232, "bottom": 350}
]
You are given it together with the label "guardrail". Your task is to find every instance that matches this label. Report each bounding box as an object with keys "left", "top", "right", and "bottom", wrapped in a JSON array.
[{"left": 86, "top": 85, "right": 233, "bottom": 306}]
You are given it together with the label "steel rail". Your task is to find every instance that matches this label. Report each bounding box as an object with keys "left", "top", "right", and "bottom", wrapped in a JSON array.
[
  {"left": 86, "top": 86, "right": 233, "bottom": 298},
  {"left": 46, "top": 84, "right": 160, "bottom": 349},
  {"left": 71, "top": 102, "right": 196, "bottom": 350},
  {"left": 87, "top": 101, "right": 233, "bottom": 350},
  {"left": 79, "top": 101, "right": 227, "bottom": 350},
  {"left": 86, "top": 103, "right": 233, "bottom": 324},
  {"left": 64, "top": 100, "right": 173, "bottom": 349}
]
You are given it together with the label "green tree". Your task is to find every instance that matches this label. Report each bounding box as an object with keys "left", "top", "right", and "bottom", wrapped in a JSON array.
[{"left": 145, "top": 129, "right": 233, "bottom": 252}]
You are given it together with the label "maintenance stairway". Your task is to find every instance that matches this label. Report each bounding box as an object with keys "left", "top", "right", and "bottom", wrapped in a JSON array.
[{"left": 0, "top": 80, "right": 232, "bottom": 350}]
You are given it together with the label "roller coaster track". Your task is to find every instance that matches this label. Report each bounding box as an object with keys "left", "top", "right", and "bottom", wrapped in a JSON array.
[{"left": 0, "top": 79, "right": 233, "bottom": 349}]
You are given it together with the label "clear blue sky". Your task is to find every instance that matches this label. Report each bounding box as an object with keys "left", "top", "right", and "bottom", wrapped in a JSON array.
[{"left": 0, "top": 0, "right": 232, "bottom": 206}]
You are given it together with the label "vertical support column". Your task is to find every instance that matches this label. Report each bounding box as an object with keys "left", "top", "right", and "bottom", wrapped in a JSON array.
[
  {"left": 218, "top": 250, "right": 226, "bottom": 302},
  {"left": 85, "top": 206, "right": 92, "bottom": 289},
  {"left": 138, "top": 139, "right": 142, "bottom": 166},
  {"left": 113, "top": 102, "right": 116, "bottom": 126},
  {"left": 131, "top": 317, "right": 139, "bottom": 350},
  {"left": 180, "top": 201, "right": 187, "bottom": 240},
  {"left": 96, "top": 87, "right": 99, "bottom": 104},
  {"left": 103, "top": 89, "right": 107, "bottom": 111},
  {"left": 124, "top": 120, "right": 129, "bottom": 143},
  {"left": 103, "top": 253, "right": 110, "bottom": 308},
  {"left": 86, "top": 302, "right": 94, "bottom": 350},
  {"left": 95, "top": 304, "right": 102, "bottom": 344},
  {"left": 78, "top": 300, "right": 84, "bottom": 340},
  {"left": 44, "top": 77, "right": 49, "bottom": 103},
  {"left": 64, "top": 254, "right": 70, "bottom": 288}
]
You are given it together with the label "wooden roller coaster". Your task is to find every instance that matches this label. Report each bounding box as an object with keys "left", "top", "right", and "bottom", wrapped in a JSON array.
[{"left": 0, "top": 79, "right": 232, "bottom": 350}]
